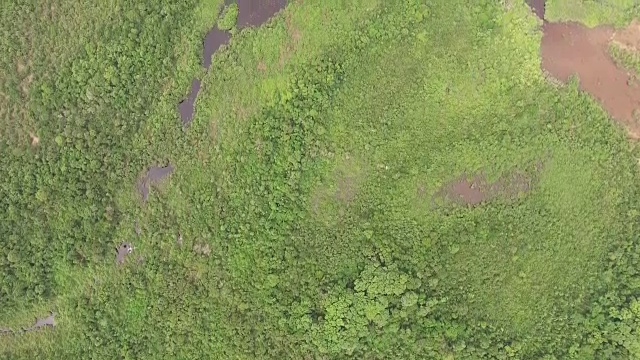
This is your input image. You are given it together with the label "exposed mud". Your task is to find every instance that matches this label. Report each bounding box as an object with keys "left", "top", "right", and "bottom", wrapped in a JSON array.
[
  {"left": 541, "top": 22, "right": 640, "bottom": 135},
  {"left": 137, "top": 164, "right": 174, "bottom": 202},
  {"left": 434, "top": 171, "right": 533, "bottom": 206},
  {"left": 612, "top": 20, "right": 640, "bottom": 51},
  {"left": 203, "top": 28, "right": 231, "bottom": 69},
  {"left": 25, "top": 313, "right": 56, "bottom": 331},
  {"left": 0, "top": 312, "right": 56, "bottom": 336},
  {"left": 116, "top": 242, "right": 133, "bottom": 265},
  {"left": 178, "top": 79, "right": 201, "bottom": 126},
  {"left": 526, "top": 0, "right": 545, "bottom": 20},
  {"left": 529, "top": 0, "right": 640, "bottom": 137},
  {"left": 237, "top": 0, "right": 287, "bottom": 28}
]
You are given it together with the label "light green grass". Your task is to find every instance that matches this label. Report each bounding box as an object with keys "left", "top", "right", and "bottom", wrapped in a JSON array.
[
  {"left": 546, "top": 0, "right": 640, "bottom": 27},
  {"left": 4, "top": 0, "right": 640, "bottom": 358},
  {"left": 610, "top": 42, "right": 640, "bottom": 78}
]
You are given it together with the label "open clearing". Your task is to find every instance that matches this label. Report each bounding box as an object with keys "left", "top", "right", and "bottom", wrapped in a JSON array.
[{"left": 3, "top": 0, "right": 640, "bottom": 358}]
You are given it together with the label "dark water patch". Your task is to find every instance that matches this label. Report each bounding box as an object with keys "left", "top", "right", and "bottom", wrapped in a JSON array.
[
  {"left": 137, "top": 164, "right": 175, "bottom": 202},
  {"left": 148, "top": 164, "right": 175, "bottom": 182},
  {"left": 237, "top": 0, "right": 287, "bottom": 28},
  {"left": 203, "top": 28, "right": 231, "bottom": 69},
  {"left": 177, "top": 0, "right": 286, "bottom": 124},
  {"left": 178, "top": 79, "right": 201, "bottom": 126},
  {"left": 527, "top": 0, "right": 545, "bottom": 20}
]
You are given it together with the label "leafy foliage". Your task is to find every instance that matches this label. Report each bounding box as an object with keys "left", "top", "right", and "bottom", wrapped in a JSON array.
[
  {"left": 4, "top": 0, "right": 640, "bottom": 359},
  {"left": 217, "top": 3, "right": 238, "bottom": 31},
  {"left": 546, "top": 0, "right": 640, "bottom": 26}
]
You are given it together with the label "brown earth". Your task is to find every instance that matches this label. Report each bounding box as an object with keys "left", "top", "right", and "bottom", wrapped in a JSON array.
[
  {"left": 612, "top": 20, "right": 640, "bottom": 51},
  {"left": 434, "top": 171, "right": 533, "bottom": 206},
  {"left": 541, "top": 21, "right": 640, "bottom": 137}
]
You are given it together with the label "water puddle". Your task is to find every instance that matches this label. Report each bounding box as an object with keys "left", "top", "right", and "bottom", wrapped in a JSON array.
[
  {"left": 177, "top": 79, "right": 201, "bottom": 126},
  {"left": 137, "top": 164, "right": 174, "bottom": 202},
  {"left": 237, "top": 0, "right": 287, "bottom": 28},
  {"left": 176, "top": 0, "right": 288, "bottom": 125},
  {"left": 203, "top": 28, "right": 231, "bottom": 69}
]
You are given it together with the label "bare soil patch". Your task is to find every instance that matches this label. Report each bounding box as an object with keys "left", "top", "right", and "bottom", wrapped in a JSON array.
[
  {"left": 115, "top": 242, "right": 133, "bottom": 265},
  {"left": 612, "top": 20, "right": 640, "bottom": 51},
  {"left": 29, "top": 132, "right": 39, "bottom": 146},
  {"left": 0, "top": 312, "right": 56, "bottom": 336},
  {"left": 541, "top": 21, "right": 640, "bottom": 137},
  {"left": 434, "top": 171, "right": 533, "bottom": 206}
]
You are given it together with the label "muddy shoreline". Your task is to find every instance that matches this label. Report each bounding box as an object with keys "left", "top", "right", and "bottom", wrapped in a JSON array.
[{"left": 527, "top": 0, "right": 640, "bottom": 137}]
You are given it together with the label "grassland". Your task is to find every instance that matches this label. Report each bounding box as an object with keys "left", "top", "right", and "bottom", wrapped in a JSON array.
[
  {"left": 546, "top": 0, "right": 640, "bottom": 27},
  {"left": 3, "top": 0, "right": 640, "bottom": 358}
]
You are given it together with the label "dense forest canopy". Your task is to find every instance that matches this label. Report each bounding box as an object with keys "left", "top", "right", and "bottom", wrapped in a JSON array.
[{"left": 3, "top": 0, "right": 640, "bottom": 358}]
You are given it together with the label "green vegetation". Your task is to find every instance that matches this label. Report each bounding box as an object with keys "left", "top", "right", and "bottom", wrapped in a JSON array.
[
  {"left": 546, "top": 0, "right": 640, "bottom": 26},
  {"left": 218, "top": 4, "right": 239, "bottom": 31},
  {"left": 3, "top": 0, "right": 640, "bottom": 358},
  {"left": 610, "top": 43, "right": 640, "bottom": 77}
]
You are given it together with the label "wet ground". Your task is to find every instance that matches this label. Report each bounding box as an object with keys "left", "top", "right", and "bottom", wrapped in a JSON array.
[
  {"left": 527, "top": 0, "right": 545, "bottom": 21},
  {"left": 202, "top": 28, "right": 231, "bottom": 69},
  {"left": 613, "top": 20, "right": 640, "bottom": 50},
  {"left": 0, "top": 312, "right": 56, "bottom": 336},
  {"left": 541, "top": 23, "right": 640, "bottom": 128},
  {"left": 178, "top": 79, "right": 201, "bottom": 126},
  {"left": 434, "top": 172, "right": 533, "bottom": 206},
  {"left": 237, "top": 0, "right": 287, "bottom": 28},
  {"left": 537, "top": 9, "right": 640, "bottom": 136},
  {"left": 177, "top": 0, "right": 288, "bottom": 125},
  {"left": 137, "top": 165, "right": 174, "bottom": 202},
  {"left": 116, "top": 242, "right": 133, "bottom": 264}
]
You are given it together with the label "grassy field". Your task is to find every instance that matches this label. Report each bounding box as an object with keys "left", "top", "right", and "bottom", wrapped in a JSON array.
[
  {"left": 546, "top": 0, "right": 640, "bottom": 26},
  {"left": 3, "top": 0, "right": 640, "bottom": 358}
]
